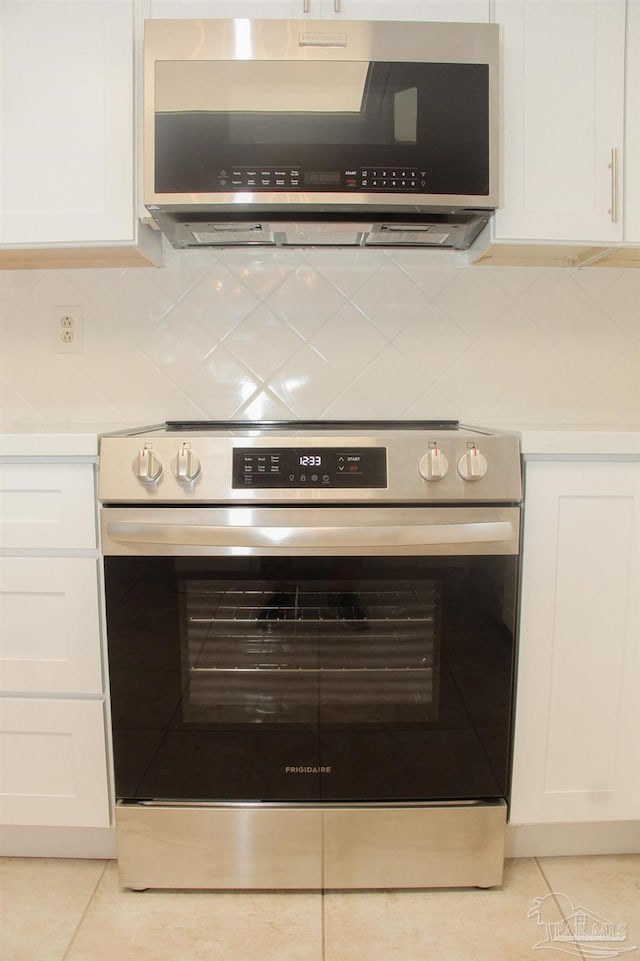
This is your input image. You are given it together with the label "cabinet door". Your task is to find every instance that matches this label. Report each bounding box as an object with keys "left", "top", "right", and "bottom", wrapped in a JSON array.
[
  {"left": 148, "top": 0, "right": 490, "bottom": 20},
  {"left": 321, "top": 0, "right": 489, "bottom": 20},
  {"left": 0, "top": 462, "right": 96, "bottom": 550},
  {"left": 493, "top": 0, "right": 625, "bottom": 243},
  {"left": 0, "top": 557, "right": 102, "bottom": 694},
  {"left": 0, "top": 697, "right": 110, "bottom": 827},
  {"left": 0, "top": 1, "right": 135, "bottom": 244},
  {"left": 510, "top": 461, "right": 640, "bottom": 824},
  {"left": 149, "top": 2, "right": 305, "bottom": 15},
  {"left": 625, "top": 0, "right": 640, "bottom": 241}
]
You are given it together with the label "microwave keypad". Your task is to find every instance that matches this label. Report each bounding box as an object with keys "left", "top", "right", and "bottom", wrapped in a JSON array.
[
  {"left": 216, "top": 167, "right": 301, "bottom": 189},
  {"left": 358, "top": 168, "right": 424, "bottom": 190},
  {"left": 214, "top": 166, "right": 424, "bottom": 191}
]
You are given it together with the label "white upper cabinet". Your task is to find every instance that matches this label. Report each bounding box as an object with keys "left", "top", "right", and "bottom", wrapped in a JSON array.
[
  {"left": 625, "top": 0, "right": 640, "bottom": 242},
  {"left": 1, "top": 1, "right": 132, "bottom": 243},
  {"left": 0, "top": 0, "right": 160, "bottom": 265},
  {"left": 149, "top": 1, "right": 305, "bottom": 15},
  {"left": 493, "top": 0, "right": 626, "bottom": 244},
  {"left": 310, "top": 1, "right": 489, "bottom": 20},
  {"left": 148, "top": 1, "right": 490, "bottom": 21}
]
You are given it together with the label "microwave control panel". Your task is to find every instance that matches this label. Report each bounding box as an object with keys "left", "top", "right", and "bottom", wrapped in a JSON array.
[
  {"left": 233, "top": 447, "right": 388, "bottom": 489},
  {"left": 213, "top": 167, "right": 426, "bottom": 191}
]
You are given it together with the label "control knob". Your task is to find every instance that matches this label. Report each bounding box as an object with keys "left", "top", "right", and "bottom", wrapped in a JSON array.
[
  {"left": 457, "top": 447, "right": 488, "bottom": 481},
  {"left": 419, "top": 448, "right": 449, "bottom": 482},
  {"left": 133, "top": 447, "right": 163, "bottom": 485},
  {"left": 173, "top": 446, "right": 201, "bottom": 485}
]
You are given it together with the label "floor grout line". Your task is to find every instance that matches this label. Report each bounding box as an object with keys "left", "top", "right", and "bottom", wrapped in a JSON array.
[
  {"left": 321, "top": 890, "right": 327, "bottom": 961},
  {"left": 534, "top": 857, "right": 588, "bottom": 961},
  {"left": 534, "top": 856, "right": 554, "bottom": 896},
  {"left": 60, "top": 858, "right": 110, "bottom": 961}
]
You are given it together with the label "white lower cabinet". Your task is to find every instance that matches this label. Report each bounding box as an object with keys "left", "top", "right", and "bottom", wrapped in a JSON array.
[
  {"left": 510, "top": 459, "right": 640, "bottom": 825},
  {"left": 0, "top": 698, "right": 110, "bottom": 828},
  {"left": 0, "top": 462, "right": 98, "bottom": 550},
  {"left": 0, "top": 557, "right": 102, "bottom": 694},
  {"left": 0, "top": 458, "right": 111, "bottom": 838}
]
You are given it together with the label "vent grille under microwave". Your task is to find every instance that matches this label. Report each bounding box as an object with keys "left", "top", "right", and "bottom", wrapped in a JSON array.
[{"left": 149, "top": 211, "right": 490, "bottom": 250}]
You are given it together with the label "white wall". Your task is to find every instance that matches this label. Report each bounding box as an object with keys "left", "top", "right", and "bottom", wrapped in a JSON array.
[{"left": 1, "top": 246, "right": 638, "bottom": 428}]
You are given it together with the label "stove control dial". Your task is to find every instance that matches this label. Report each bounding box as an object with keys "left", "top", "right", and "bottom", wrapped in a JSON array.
[
  {"left": 173, "top": 446, "right": 201, "bottom": 485},
  {"left": 133, "top": 446, "right": 163, "bottom": 485},
  {"left": 419, "top": 448, "right": 449, "bottom": 481},
  {"left": 457, "top": 447, "right": 488, "bottom": 481}
]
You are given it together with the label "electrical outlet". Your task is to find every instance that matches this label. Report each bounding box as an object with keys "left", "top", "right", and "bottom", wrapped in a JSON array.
[{"left": 52, "top": 307, "right": 83, "bottom": 353}]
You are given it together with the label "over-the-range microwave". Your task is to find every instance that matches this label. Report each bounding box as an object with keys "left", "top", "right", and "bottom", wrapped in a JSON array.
[{"left": 144, "top": 18, "right": 499, "bottom": 250}]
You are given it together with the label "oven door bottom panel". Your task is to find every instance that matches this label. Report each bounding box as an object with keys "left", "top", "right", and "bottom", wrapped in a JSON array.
[{"left": 115, "top": 801, "right": 506, "bottom": 891}]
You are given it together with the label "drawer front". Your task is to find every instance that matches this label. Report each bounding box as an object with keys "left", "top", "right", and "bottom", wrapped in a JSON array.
[
  {"left": 0, "top": 463, "right": 96, "bottom": 549},
  {"left": 0, "top": 697, "right": 110, "bottom": 828},
  {"left": 0, "top": 557, "right": 102, "bottom": 694}
]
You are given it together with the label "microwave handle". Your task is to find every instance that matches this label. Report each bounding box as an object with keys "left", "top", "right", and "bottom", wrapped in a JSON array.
[{"left": 105, "top": 519, "right": 516, "bottom": 552}]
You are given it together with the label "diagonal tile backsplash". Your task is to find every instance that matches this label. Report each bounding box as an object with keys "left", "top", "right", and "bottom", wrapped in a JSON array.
[{"left": 0, "top": 245, "right": 638, "bottom": 428}]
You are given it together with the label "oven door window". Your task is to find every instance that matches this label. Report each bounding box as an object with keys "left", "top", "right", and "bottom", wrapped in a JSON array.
[
  {"left": 183, "top": 571, "right": 438, "bottom": 727},
  {"left": 105, "top": 555, "right": 516, "bottom": 804}
]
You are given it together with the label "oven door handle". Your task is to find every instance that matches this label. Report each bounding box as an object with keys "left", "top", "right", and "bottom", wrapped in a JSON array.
[{"left": 104, "top": 519, "right": 516, "bottom": 550}]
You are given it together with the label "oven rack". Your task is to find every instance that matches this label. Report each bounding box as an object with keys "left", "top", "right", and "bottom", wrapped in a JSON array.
[
  {"left": 184, "top": 586, "right": 437, "bottom": 624},
  {"left": 189, "top": 665, "right": 434, "bottom": 674},
  {"left": 184, "top": 585, "right": 438, "bottom": 674},
  {"left": 188, "top": 667, "right": 434, "bottom": 712},
  {"left": 187, "top": 629, "right": 435, "bottom": 673}
]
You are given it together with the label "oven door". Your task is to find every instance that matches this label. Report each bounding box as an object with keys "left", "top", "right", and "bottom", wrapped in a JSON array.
[{"left": 102, "top": 506, "right": 519, "bottom": 805}]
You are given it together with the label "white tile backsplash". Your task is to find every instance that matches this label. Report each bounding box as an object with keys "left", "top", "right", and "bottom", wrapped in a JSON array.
[{"left": 0, "top": 246, "right": 638, "bottom": 429}]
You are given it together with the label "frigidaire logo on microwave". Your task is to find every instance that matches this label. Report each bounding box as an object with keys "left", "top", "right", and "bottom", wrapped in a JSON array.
[{"left": 285, "top": 765, "right": 332, "bottom": 775}]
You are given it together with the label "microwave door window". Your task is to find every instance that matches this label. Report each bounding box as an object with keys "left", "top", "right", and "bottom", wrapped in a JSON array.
[
  {"left": 394, "top": 87, "right": 418, "bottom": 144},
  {"left": 153, "top": 60, "right": 413, "bottom": 141},
  {"left": 153, "top": 60, "right": 489, "bottom": 196},
  {"left": 154, "top": 60, "right": 371, "bottom": 114}
]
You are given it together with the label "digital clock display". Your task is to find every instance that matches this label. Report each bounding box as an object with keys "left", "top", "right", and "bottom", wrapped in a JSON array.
[{"left": 232, "top": 446, "right": 387, "bottom": 489}]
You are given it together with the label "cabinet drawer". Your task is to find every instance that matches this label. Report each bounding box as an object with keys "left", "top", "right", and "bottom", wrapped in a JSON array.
[
  {"left": 0, "top": 557, "right": 102, "bottom": 694},
  {"left": 0, "top": 463, "right": 96, "bottom": 549},
  {"left": 0, "top": 697, "right": 110, "bottom": 828}
]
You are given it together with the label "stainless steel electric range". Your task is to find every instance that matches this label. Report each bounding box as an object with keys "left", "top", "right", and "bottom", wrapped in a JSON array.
[{"left": 98, "top": 420, "right": 522, "bottom": 891}]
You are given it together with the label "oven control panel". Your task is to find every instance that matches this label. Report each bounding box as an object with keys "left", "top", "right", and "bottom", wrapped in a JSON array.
[
  {"left": 98, "top": 430, "right": 522, "bottom": 504},
  {"left": 232, "top": 447, "right": 388, "bottom": 489}
]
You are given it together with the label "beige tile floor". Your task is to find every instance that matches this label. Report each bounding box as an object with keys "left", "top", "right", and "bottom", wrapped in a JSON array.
[{"left": 1, "top": 854, "right": 638, "bottom": 961}]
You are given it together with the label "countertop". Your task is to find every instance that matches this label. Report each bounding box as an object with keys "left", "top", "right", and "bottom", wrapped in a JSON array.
[
  {"left": 1, "top": 424, "right": 640, "bottom": 458},
  {"left": 518, "top": 427, "right": 640, "bottom": 456},
  {"left": 0, "top": 424, "right": 123, "bottom": 457}
]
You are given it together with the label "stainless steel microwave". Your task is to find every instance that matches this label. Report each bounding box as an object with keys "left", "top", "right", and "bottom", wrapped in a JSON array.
[{"left": 143, "top": 18, "right": 499, "bottom": 250}]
